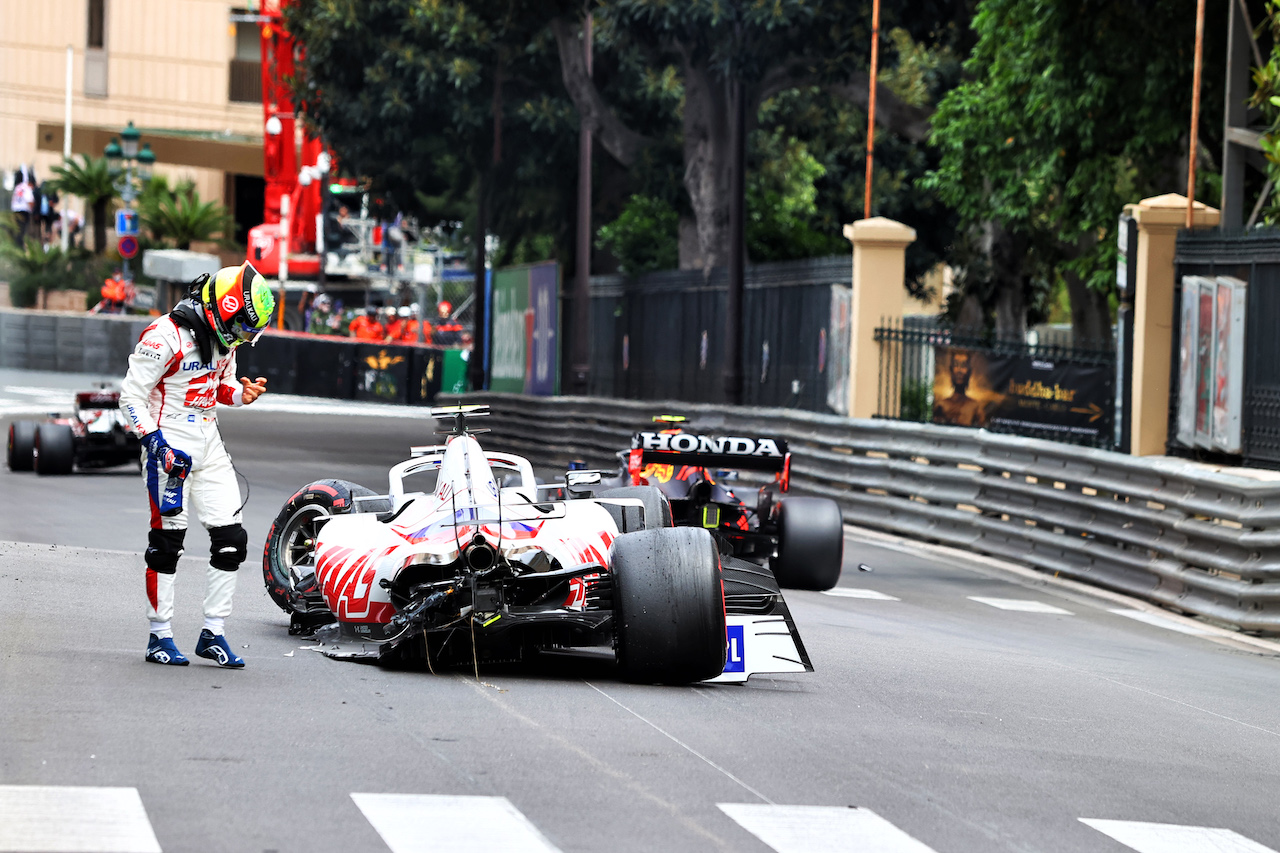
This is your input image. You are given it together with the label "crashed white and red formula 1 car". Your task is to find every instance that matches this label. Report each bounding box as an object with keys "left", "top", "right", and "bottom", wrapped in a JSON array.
[{"left": 262, "top": 406, "right": 813, "bottom": 684}]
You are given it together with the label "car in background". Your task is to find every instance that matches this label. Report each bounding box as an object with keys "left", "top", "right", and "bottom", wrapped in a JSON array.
[
  {"left": 618, "top": 415, "right": 844, "bottom": 591},
  {"left": 6, "top": 389, "right": 141, "bottom": 475}
]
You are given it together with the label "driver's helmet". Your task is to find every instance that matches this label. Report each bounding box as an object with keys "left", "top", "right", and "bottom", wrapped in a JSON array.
[{"left": 200, "top": 262, "right": 275, "bottom": 349}]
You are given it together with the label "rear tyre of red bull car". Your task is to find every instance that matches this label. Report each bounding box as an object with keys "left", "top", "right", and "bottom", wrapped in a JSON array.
[
  {"left": 769, "top": 497, "right": 844, "bottom": 591},
  {"left": 612, "top": 527, "right": 727, "bottom": 684},
  {"left": 263, "top": 479, "right": 392, "bottom": 627}
]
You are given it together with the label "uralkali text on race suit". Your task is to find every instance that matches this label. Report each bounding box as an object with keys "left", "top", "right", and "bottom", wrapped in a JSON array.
[{"left": 119, "top": 316, "right": 248, "bottom": 625}]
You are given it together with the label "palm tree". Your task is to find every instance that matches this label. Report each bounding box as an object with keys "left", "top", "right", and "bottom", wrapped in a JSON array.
[
  {"left": 139, "top": 180, "right": 232, "bottom": 250},
  {"left": 48, "top": 154, "right": 118, "bottom": 255},
  {"left": 0, "top": 240, "right": 88, "bottom": 307}
]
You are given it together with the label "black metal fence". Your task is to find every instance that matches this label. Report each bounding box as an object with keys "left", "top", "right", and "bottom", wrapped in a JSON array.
[
  {"left": 874, "top": 319, "right": 1117, "bottom": 449},
  {"left": 578, "top": 256, "right": 851, "bottom": 411},
  {"left": 1172, "top": 228, "right": 1280, "bottom": 469}
]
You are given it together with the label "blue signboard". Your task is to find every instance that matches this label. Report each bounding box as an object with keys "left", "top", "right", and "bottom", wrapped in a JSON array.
[{"left": 115, "top": 209, "right": 139, "bottom": 236}]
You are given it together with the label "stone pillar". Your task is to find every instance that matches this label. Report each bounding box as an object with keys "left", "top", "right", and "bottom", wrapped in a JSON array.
[
  {"left": 843, "top": 217, "right": 916, "bottom": 419},
  {"left": 1130, "top": 193, "right": 1220, "bottom": 456}
]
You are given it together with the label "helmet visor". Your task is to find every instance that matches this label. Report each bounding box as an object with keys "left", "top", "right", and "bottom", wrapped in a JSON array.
[{"left": 229, "top": 316, "right": 267, "bottom": 346}]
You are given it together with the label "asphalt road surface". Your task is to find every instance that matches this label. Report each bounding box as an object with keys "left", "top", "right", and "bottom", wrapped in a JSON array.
[{"left": 2, "top": 368, "right": 1279, "bottom": 853}]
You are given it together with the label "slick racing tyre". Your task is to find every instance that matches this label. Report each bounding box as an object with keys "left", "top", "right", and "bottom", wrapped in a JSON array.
[
  {"left": 612, "top": 527, "right": 726, "bottom": 684},
  {"left": 598, "top": 485, "right": 672, "bottom": 533},
  {"left": 263, "top": 479, "right": 392, "bottom": 613},
  {"left": 33, "top": 423, "right": 75, "bottom": 476},
  {"left": 769, "top": 497, "right": 844, "bottom": 591},
  {"left": 7, "top": 420, "right": 37, "bottom": 472}
]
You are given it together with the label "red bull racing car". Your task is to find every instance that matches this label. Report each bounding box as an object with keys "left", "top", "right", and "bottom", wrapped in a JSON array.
[
  {"left": 261, "top": 406, "right": 813, "bottom": 684},
  {"left": 620, "top": 416, "right": 844, "bottom": 591},
  {"left": 6, "top": 389, "right": 142, "bottom": 475}
]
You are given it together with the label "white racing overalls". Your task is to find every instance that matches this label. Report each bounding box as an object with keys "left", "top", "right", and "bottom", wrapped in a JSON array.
[{"left": 119, "top": 315, "right": 247, "bottom": 637}]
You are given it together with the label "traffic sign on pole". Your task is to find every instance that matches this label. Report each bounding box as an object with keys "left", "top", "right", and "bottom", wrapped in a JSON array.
[
  {"left": 118, "top": 235, "right": 139, "bottom": 259},
  {"left": 115, "top": 209, "right": 139, "bottom": 236}
]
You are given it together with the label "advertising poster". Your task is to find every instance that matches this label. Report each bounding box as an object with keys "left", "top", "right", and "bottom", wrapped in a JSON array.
[
  {"left": 1195, "top": 279, "right": 1215, "bottom": 446},
  {"left": 489, "top": 267, "right": 530, "bottom": 393},
  {"left": 526, "top": 262, "right": 559, "bottom": 396},
  {"left": 1212, "top": 276, "right": 1247, "bottom": 453},
  {"left": 826, "top": 285, "right": 852, "bottom": 414},
  {"left": 1176, "top": 278, "right": 1204, "bottom": 448},
  {"left": 933, "top": 347, "right": 1113, "bottom": 444}
]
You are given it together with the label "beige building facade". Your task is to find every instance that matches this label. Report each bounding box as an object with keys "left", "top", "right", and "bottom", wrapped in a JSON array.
[{"left": 1, "top": 0, "right": 269, "bottom": 238}]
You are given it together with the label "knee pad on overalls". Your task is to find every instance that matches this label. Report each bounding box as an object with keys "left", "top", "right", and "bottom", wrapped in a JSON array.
[
  {"left": 145, "top": 528, "right": 187, "bottom": 574},
  {"left": 209, "top": 524, "right": 248, "bottom": 571}
]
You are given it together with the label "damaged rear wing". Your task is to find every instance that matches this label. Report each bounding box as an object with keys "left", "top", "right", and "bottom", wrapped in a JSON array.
[{"left": 629, "top": 430, "right": 790, "bottom": 480}]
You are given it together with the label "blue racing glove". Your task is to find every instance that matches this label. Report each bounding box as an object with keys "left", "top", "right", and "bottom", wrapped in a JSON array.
[
  {"left": 142, "top": 431, "right": 192, "bottom": 517},
  {"left": 142, "top": 430, "right": 191, "bottom": 474}
]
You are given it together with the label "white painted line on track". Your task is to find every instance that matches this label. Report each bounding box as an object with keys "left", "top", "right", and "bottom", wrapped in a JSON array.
[
  {"left": 0, "top": 785, "right": 162, "bottom": 852},
  {"left": 1080, "top": 818, "right": 1279, "bottom": 852},
  {"left": 1109, "top": 609, "right": 1215, "bottom": 635},
  {"left": 967, "top": 596, "right": 1073, "bottom": 614},
  {"left": 822, "top": 588, "right": 900, "bottom": 601},
  {"left": 351, "top": 793, "right": 562, "bottom": 853},
  {"left": 719, "top": 803, "right": 938, "bottom": 853}
]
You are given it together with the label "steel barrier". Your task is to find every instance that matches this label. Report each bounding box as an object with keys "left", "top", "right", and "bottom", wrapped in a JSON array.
[{"left": 446, "top": 391, "right": 1280, "bottom": 635}]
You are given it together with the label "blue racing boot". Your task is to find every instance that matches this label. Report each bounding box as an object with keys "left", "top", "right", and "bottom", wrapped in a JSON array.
[
  {"left": 145, "top": 634, "right": 189, "bottom": 666},
  {"left": 194, "top": 629, "right": 245, "bottom": 668}
]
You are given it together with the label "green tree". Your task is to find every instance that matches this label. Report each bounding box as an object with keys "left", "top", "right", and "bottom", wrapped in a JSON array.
[
  {"left": 138, "top": 178, "right": 233, "bottom": 250},
  {"left": 48, "top": 154, "right": 118, "bottom": 255},
  {"left": 0, "top": 241, "right": 91, "bottom": 308},
  {"left": 924, "top": 0, "right": 1225, "bottom": 341}
]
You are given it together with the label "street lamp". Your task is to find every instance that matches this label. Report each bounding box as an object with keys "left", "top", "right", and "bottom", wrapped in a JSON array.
[{"left": 103, "top": 121, "right": 154, "bottom": 282}]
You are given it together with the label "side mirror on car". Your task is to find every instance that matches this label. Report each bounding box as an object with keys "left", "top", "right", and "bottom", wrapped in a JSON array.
[{"left": 566, "top": 470, "right": 602, "bottom": 488}]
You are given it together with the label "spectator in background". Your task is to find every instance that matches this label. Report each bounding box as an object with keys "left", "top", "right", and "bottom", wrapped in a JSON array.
[
  {"left": 348, "top": 305, "right": 386, "bottom": 342},
  {"left": 307, "top": 293, "right": 345, "bottom": 335},
  {"left": 38, "top": 181, "right": 58, "bottom": 244},
  {"left": 56, "top": 208, "right": 83, "bottom": 248},
  {"left": 394, "top": 305, "right": 423, "bottom": 344},
  {"left": 434, "top": 300, "right": 464, "bottom": 347},
  {"left": 9, "top": 173, "right": 34, "bottom": 248}
]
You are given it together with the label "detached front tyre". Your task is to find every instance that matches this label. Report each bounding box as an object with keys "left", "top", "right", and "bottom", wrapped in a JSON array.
[
  {"left": 33, "top": 423, "right": 75, "bottom": 475},
  {"left": 598, "top": 485, "right": 672, "bottom": 533},
  {"left": 612, "top": 527, "right": 726, "bottom": 684},
  {"left": 769, "top": 497, "right": 844, "bottom": 591},
  {"left": 263, "top": 479, "right": 391, "bottom": 614},
  {"left": 7, "top": 420, "right": 37, "bottom": 471}
]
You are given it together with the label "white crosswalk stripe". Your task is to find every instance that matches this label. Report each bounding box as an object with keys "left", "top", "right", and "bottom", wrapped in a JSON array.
[
  {"left": 822, "top": 588, "right": 901, "bottom": 600},
  {"left": 0, "top": 785, "right": 162, "bottom": 853},
  {"left": 968, "top": 596, "right": 1073, "bottom": 614},
  {"left": 352, "top": 793, "right": 562, "bottom": 853},
  {"left": 718, "top": 803, "right": 938, "bottom": 853},
  {"left": 1081, "top": 818, "right": 1279, "bottom": 852},
  {"left": 1108, "top": 609, "right": 1214, "bottom": 635}
]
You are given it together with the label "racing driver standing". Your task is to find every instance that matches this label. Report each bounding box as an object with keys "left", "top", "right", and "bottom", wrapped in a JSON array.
[{"left": 119, "top": 262, "right": 274, "bottom": 668}]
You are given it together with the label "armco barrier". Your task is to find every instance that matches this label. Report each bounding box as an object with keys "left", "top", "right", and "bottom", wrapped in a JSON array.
[
  {"left": 0, "top": 309, "right": 448, "bottom": 407},
  {"left": 446, "top": 391, "right": 1280, "bottom": 636},
  {"left": 0, "top": 309, "right": 151, "bottom": 375}
]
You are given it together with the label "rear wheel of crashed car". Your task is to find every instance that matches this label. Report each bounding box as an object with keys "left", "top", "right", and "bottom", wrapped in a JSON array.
[
  {"left": 612, "top": 527, "right": 726, "bottom": 684},
  {"left": 769, "top": 497, "right": 844, "bottom": 591},
  {"left": 597, "top": 485, "right": 672, "bottom": 533},
  {"left": 33, "top": 423, "right": 75, "bottom": 476},
  {"left": 263, "top": 479, "right": 391, "bottom": 613},
  {"left": 7, "top": 420, "right": 37, "bottom": 472}
]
